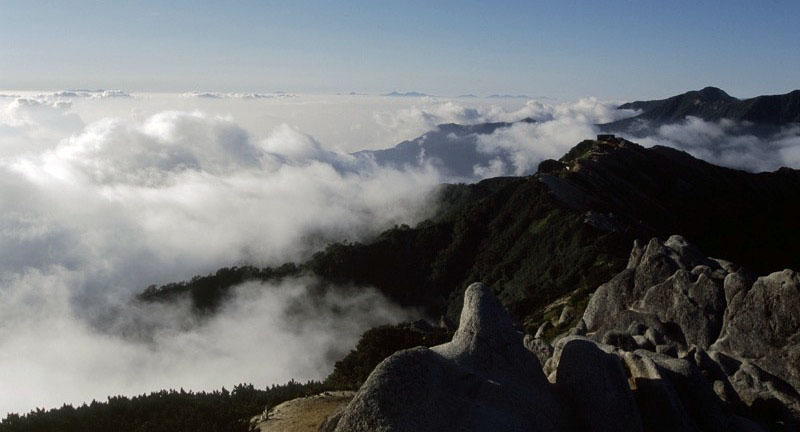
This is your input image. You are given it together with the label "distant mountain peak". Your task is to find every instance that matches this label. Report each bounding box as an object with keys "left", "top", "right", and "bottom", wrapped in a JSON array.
[
  {"left": 351, "top": 118, "right": 537, "bottom": 179},
  {"left": 697, "top": 86, "right": 733, "bottom": 99},
  {"left": 607, "top": 87, "right": 800, "bottom": 130},
  {"left": 689, "top": 86, "right": 736, "bottom": 102},
  {"left": 487, "top": 94, "right": 531, "bottom": 99}
]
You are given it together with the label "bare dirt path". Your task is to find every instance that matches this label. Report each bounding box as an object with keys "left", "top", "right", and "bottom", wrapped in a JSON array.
[{"left": 251, "top": 391, "right": 355, "bottom": 432}]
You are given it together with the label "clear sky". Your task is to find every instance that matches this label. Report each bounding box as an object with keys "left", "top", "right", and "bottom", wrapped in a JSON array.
[{"left": 1, "top": 0, "right": 798, "bottom": 99}]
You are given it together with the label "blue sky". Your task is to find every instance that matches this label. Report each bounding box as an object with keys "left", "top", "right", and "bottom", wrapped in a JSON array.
[{"left": 1, "top": 0, "right": 798, "bottom": 99}]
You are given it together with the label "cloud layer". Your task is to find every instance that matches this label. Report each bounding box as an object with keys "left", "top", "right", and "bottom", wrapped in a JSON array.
[
  {"left": 38, "top": 90, "right": 134, "bottom": 99},
  {"left": 1, "top": 92, "right": 798, "bottom": 416},
  {"left": 471, "top": 98, "right": 635, "bottom": 176},
  {"left": 382, "top": 98, "right": 800, "bottom": 176},
  {"left": 614, "top": 117, "right": 800, "bottom": 172},
  {"left": 0, "top": 96, "right": 444, "bottom": 414},
  {"left": 0, "top": 275, "right": 414, "bottom": 414}
]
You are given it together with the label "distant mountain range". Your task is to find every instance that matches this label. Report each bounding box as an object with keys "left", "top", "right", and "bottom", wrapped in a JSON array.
[
  {"left": 361, "top": 87, "right": 800, "bottom": 179},
  {"left": 381, "top": 91, "right": 431, "bottom": 97},
  {"left": 382, "top": 92, "right": 535, "bottom": 99},
  {"left": 487, "top": 94, "right": 531, "bottom": 99},
  {"left": 352, "top": 118, "right": 536, "bottom": 179},
  {"left": 602, "top": 86, "right": 800, "bottom": 133}
]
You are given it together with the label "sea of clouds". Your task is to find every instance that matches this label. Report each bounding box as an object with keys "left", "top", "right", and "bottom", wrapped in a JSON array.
[
  {"left": 0, "top": 90, "right": 798, "bottom": 415},
  {"left": 622, "top": 117, "right": 800, "bottom": 172}
]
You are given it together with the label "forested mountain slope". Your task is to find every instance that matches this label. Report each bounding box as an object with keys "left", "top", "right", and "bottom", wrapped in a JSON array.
[{"left": 140, "top": 135, "right": 800, "bottom": 331}]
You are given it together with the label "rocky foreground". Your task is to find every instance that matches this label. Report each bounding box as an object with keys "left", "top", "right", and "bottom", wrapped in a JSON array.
[{"left": 318, "top": 236, "right": 800, "bottom": 431}]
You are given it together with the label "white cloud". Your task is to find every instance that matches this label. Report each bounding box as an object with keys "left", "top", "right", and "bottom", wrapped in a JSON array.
[
  {"left": 92, "top": 89, "right": 134, "bottom": 99},
  {"left": 621, "top": 117, "right": 800, "bottom": 172},
  {"left": 259, "top": 123, "right": 358, "bottom": 169},
  {"left": 474, "top": 116, "right": 598, "bottom": 176},
  {"left": 369, "top": 97, "right": 634, "bottom": 157},
  {"left": 472, "top": 157, "right": 507, "bottom": 178},
  {"left": 0, "top": 99, "right": 447, "bottom": 414},
  {"left": 37, "top": 90, "right": 134, "bottom": 99},
  {"left": 0, "top": 98, "right": 85, "bottom": 157},
  {"left": 2, "top": 97, "right": 81, "bottom": 129},
  {"left": 0, "top": 274, "right": 414, "bottom": 415}
]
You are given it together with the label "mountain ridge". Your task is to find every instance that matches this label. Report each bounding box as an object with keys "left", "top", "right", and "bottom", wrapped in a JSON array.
[
  {"left": 352, "top": 117, "right": 537, "bottom": 179},
  {"left": 603, "top": 87, "right": 800, "bottom": 131},
  {"left": 141, "top": 135, "right": 800, "bottom": 331}
]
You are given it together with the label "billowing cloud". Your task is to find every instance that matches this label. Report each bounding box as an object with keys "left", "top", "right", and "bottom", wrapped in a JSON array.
[
  {"left": 371, "top": 97, "right": 635, "bottom": 157},
  {"left": 617, "top": 117, "right": 800, "bottom": 172},
  {"left": 0, "top": 98, "right": 85, "bottom": 157},
  {"left": 457, "top": 100, "right": 800, "bottom": 176},
  {"left": 3, "top": 109, "right": 441, "bottom": 281},
  {"left": 37, "top": 90, "right": 134, "bottom": 99},
  {"left": 0, "top": 97, "right": 446, "bottom": 415},
  {"left": 400, "top": 98, "right": 634, "bottom": 178},
  {"left": 44, "top": 111, "right": 260, "bottom": 185},
  {"left": 0, "top": 274, "right": 414, "bottom": 415},
  {"left": 2, "top": 97, "right": 80, "bottom": 128},
  {"left": 474, "top": 116, "right": 599, "bottom": 176}
]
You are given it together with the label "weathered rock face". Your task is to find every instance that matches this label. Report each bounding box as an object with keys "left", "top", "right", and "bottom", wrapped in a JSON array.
[
  {"left": 577, "top": 235, "right": 800, "bottom": 429},
  {"left": 322, "top": 238, "right": 800, "bottom": 431},
  {"left": 326, "top": 283, "right": 568, "bottom": 432},
  {"left": 583, "top": 235, "right": 732, "bottom": 350},
  {"left": 712, "top": 270, "right": 800, "bottom": 393},
  {"left": 524, "top": 333, "right": 554, "bottom": 366},
  {"left": 553, "top": 337, "right": 643, "bottom": 432}
]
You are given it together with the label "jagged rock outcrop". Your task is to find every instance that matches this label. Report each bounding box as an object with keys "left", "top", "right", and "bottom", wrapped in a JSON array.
[
  {"left": 322, "top": 238, "right": 799, "bottom": 431},
  {"left": 583, "top": 235, "right": 734, "bottom": 350},
  {"left": 523, "top": 333, "right": 554, "bottom": 366},
  {"left": 324, "top": 272, "right": 800, "bottom": 431},
  {"left": 577, "top": 235, "right": 800, "bottom": 428},
  {"left": 325, "top": 283, "right": 568, "bottom": 432},
  {"left": 712, "top": 269, "right": 800, "bottom": 393}
]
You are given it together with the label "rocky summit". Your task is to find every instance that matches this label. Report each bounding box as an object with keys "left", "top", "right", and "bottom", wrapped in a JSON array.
[
  {"left": 322, "top": 237, "right": 800, "bottom": 431},
  {"left": 323, "top": 283, "right": 568, "bottom": 432}
]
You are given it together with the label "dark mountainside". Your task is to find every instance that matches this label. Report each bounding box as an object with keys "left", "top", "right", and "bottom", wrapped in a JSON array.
[
  {"left": 352, "top": 118, "right": 537, "bottom": 179},
  {"left": 0, "top": 382, "right": 329, "bottom": 432},
  {"left": 601, "top": 86, "right": 800, "bottom": 133},
  {"left": 140, "top": 136, "right": 800, "bottom": 329},
  {"left": 6, "top": 134, "right": 800, "bottom": 431}
]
